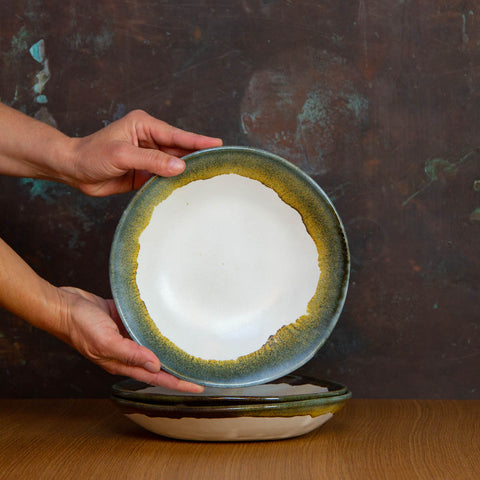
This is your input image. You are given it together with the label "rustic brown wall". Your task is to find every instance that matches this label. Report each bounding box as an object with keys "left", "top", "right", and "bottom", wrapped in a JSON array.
[{"left": 1, "top": 0, "right": 479, "bottom": 398}]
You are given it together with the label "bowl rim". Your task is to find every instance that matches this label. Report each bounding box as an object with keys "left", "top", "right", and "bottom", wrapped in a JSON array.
[
  {"left": 111, "top": 389, "right": 352, "bottom": 418},
  {"left": 111, "top": 374, "right": 349, "bottom": 405}
]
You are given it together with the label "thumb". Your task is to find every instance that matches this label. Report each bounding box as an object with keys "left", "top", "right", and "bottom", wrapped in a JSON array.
[{"left": 117, "top": 143, "right": 186, "bottom": 177}]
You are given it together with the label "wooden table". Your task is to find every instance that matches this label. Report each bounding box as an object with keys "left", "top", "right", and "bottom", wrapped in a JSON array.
[{"left": 0, "top": 399, "right": 478, "bottom": 479}]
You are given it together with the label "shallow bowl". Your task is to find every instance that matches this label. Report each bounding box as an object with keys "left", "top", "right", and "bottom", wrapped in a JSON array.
[{"left": 110, "top": 147, "right": 349, "bottom": 387}]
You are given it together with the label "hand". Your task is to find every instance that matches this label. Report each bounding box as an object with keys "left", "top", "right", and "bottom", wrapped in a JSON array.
[
  {"left": 57, "top": 286, "right": 204, "bottom": 392},
  {"left": 0, "top": 105, "right": 217, "bottom": 391},
  {"left": 0, "top": 103, "right": 222, "bottom": 191},
  {"left": 66, "top": 109, "right": 222, "bottom": 196}
]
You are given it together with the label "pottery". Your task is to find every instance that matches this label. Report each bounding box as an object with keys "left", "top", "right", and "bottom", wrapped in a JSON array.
[
  {"left": 112, "top": 390, "right": 351, "bottom": 442},
  {"left": 111, "top": 374, "right": 348, "bottom": 406},
  {"left": 110, "top": 147, "right": 349, "bottom": 387}
]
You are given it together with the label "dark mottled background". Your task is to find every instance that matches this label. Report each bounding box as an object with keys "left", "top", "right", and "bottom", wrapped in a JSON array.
[{"left": 0, "top": 0, "right": 479, "bottom": 399}]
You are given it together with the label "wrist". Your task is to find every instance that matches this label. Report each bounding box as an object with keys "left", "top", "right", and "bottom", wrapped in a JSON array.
[
  {"left": 0, "top": 103, "right": 74, "bottom": 184},
  {"left": 34, "top": 283, "right": 69, "bottom": 341},
  {"left": 25, "top": 119, "right": 76, "bottom": 185},
  {"left": 43, "top": 135, "right": 79, "bottom": 187}
]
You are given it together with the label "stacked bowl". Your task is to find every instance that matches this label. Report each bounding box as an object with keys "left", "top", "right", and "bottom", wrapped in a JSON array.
[{"left": 111, "top": 375, "right": 351, "bottom": 441}]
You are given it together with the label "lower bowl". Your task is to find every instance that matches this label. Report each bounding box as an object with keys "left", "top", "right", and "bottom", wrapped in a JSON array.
[{"left": 112, "top": 390, "right": 351, "bottom": 441}]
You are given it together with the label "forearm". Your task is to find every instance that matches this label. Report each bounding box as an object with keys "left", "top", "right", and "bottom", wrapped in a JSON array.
[
  {"left": 0, "top": 237, "right": 66, "bottom": 338},
  {"left": 0, "top": 103, "right": 73, "bottom": 183}
]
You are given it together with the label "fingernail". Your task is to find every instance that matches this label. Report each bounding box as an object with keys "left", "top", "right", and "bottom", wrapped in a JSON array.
[
  {"left": 168, "top": 157, "right": 185, "bottom": 174},
  {"left": 144, "top": 361, "right": 160, "bottom": 373}
]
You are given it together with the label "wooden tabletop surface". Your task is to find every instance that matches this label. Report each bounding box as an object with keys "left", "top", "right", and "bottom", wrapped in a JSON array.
[{"left": 0, "top": 398, "right": 478, "bottom": 479}]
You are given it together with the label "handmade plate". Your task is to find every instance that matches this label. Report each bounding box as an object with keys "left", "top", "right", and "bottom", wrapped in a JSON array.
[
  {"left": 110, "top": 147, "right": 349, "bottom": 387},
  {"left": 112, "top": 390, "right": 352, "bottom": 442},
  {"left": 111, "top": 375, "right": 348, "bottom": 406}
]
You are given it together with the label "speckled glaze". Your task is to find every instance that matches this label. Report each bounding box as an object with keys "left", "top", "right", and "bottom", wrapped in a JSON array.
[
  {"left": 110, "top": 147, "right": 350, "bottom": 387},
  {"left": 111, "top": 374, "right": 348, "bottom": 406}
]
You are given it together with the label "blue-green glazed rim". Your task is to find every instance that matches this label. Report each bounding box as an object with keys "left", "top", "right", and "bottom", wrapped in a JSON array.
[
  {"left": 110, "top": 146, "right": 350, "bottom": 387},
  {"left": 111, "top": 374, "right": 348, "bottom": 406},
  {"left": 111, "top": 390, "right": 352, "bottom": 419}
]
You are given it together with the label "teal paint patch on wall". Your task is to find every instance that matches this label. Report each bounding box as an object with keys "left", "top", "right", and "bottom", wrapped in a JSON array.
[
  {"left": 29, "top": 39, "right": 45, "bottom": 64},
  {"left": 9, "top": 26, "right": 30, "bottom": 58},
  {"left": 241, "top": 48, "right": 369, "bottom": 176},
  {"left": 18, "top": 178, "right": 70, "bottom": 205}
]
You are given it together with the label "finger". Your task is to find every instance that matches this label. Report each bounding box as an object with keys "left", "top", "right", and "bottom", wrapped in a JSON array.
[
  {"left": 105, "top": 334, "right": 162, "bottom": 373},
  {"left": 101, "top": 305, "right": 204, "bottom": 392},
  {"left": 102, "top": 360, "right": 204, "bottom": 393},
  {"left": 146, "top": 120, "right": 223, "bottom": 151},
  {"left": 117, "top": 143, "right": 186, "bottom": 177},
  {"left": 95, "top": 328, "right": 204, "bottom": 392}
]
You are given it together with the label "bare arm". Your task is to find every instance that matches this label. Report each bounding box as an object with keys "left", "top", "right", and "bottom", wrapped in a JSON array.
[
  {"left": 0, "top": 238, "right": 202, "bottom": 391},
  {"left": 0, "top": 103, "right": 222, "bottom": 391},
  {"left": 0, "top": 103, "right": 222, "bottom": 195}
]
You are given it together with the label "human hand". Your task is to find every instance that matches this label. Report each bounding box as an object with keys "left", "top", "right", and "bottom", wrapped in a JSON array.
[
  {"left": 65, "top": 109, "right": 222, "bottom": 196},
  {"left": 57, "top": 286, "right": 204, "bottom": 392}
]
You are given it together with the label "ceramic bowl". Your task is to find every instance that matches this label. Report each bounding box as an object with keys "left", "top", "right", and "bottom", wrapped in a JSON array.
[
  {"left": 111, "top": 374, "right": 348, "bottom": 406},
  {"left": 112, "top": 390, "right": 351, "bottom": 442},
  {"left": 110, "top": 147, "right": 349, "bottom": 387}
]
